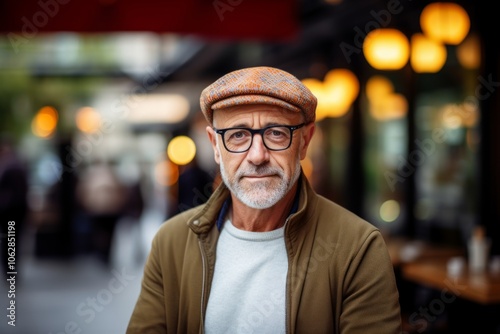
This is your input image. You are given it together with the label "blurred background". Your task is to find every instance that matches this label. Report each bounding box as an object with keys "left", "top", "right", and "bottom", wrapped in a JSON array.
[{"left": 0, "top": 0, "right": 499, "bottom": 333}]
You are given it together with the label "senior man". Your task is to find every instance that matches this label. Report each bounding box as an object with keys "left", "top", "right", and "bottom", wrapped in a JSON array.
[{"left": 127, "top": 66, "right": 402, "bottom": 334}]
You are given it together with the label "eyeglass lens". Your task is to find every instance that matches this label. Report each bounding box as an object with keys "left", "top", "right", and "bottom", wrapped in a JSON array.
[{"left": 223, "top": 126, "right": 292, "bottom": 152}]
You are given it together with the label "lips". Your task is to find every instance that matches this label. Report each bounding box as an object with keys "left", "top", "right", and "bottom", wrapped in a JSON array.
[
  {"left": 237, "top": 166, "right": 282, "bottom": 181},
  {"left": 242, "top": 173, "right": 277, "bottom": 179}
]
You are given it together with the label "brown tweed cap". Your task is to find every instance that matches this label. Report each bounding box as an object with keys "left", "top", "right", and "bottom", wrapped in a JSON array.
[{"left": 200, "top": 66, "right": 317, "bottom": 124}]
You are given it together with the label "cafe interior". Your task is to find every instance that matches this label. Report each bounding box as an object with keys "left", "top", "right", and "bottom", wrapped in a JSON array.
[{"left": 1, "top": 0, "right": 499, "bottom": 333}]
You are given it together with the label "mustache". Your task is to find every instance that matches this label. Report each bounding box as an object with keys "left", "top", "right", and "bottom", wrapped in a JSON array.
[{"left": 236, "top": 165, "right": 283, "bottom": 178}]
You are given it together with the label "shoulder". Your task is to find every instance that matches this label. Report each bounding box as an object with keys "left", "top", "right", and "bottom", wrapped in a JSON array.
[
  {"left": 309, "top": 195, "right": 387, "bottom": 259},
  {"left": 154, "top": 207, "right": 201, "bottom": 239},
  {"left": 300, "top": 175, "right": 378, "bottom": 237},
  {"left": 314, "top": 195, "right": 378, "bottom": 234}
]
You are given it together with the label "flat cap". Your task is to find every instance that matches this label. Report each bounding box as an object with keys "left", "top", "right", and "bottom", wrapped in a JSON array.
[{"left": 200, "top": 66, "right": 317, "bottom": 124}]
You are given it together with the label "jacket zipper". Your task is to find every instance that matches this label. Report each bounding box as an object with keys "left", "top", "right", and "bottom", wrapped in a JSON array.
[
  {"left": 198, "top": 239, "right": 207, "bottom": 334},
  {"left": 284, "top": 216, "right": 291, "bottom": 334}
]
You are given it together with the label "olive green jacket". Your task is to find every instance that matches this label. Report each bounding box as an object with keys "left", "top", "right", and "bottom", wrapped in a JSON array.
[{"left": 127, "top": 173, "right": 402, "bottom": 333}]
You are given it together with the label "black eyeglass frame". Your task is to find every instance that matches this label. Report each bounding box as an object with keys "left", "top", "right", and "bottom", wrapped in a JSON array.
[{"left": 214, "top": 123, "right": 306, "bottom": 153}]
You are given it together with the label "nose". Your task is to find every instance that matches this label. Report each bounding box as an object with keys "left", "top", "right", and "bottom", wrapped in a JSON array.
[{"left": 246, "top": 134, "right": 269, "bottom": 165}]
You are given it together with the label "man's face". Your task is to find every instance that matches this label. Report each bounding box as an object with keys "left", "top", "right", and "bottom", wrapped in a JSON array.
[{"left": 206, "top": 104, "right": 315, "bottom": 209}]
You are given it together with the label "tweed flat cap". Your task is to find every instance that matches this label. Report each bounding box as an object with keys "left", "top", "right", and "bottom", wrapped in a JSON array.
[{"left": 200, "top": 66, "right": 317, "bottom": 124}]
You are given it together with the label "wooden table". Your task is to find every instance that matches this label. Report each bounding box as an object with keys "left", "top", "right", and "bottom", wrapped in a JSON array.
[
  {"left": 386, "top": 237, "right": 465, "bottom": 267},
  {"left": 402, "top": 258, "right": 500, "bottom": 305}
]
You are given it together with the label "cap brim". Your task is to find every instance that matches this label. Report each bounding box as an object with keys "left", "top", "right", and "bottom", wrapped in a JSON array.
[{"left": 211, "top": 95, "right": 302, "bottom": 113}]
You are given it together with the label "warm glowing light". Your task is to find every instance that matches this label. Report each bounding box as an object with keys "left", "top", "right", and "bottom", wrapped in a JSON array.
[
  {"left": 380, "top": 200, "right": 400, "bottom": 223},
  {"left": 420, "top": 2, "right": 470, "bottom": 45},
  {"left": 441, "top": 102, "right": 479, "bottom": 129},
  {"left": 461, "top": 100, "right": 479, "bottom": 127},
  {"left": 302, "top": 69, "right": 359, "bottom": 120},
  {"left": 369, "top": 93, "right": 408, "bottom": 121},
  {"left": 323, "top": 68, "right": 359, "bottom": 117},
  {"left": 154, "top": 159, "right": 179, "bottom": 186},
  {"left": 442, "top": 104, "right": 463, "bottom": 129},
  {"left": 366, "top": 75, "right": 407, "bottom": 121},
  {"left": 76, "top": 107, "right": 101, "bottom": 133},
  {"left": 365, "top": 75, "right": 394, "bottom": 102},
  {"left": 167, "top": 136, "right": 196, "bottom": 165},
  {"left": 302, "top": 78, "right": 328, "bottom": 121},
  {"left": 127, "top": 94, "right": 190, "bottom": 124},
  {"left": 411, "top": 33, "right": 447, "bottom": 73},
  {"left": 457, "top": 34, "right": 481, "bottom": 70},
  {"left": 31, "top": 106, "right": 58, "bottom": 138},
  {"left": 363, "top": 29, "right": 410, "bottom": 70}
]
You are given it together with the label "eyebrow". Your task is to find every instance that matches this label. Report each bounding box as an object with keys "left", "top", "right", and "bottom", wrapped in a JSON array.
[{"left": 222, "top": 121, "right": 287, "bottom": 129}]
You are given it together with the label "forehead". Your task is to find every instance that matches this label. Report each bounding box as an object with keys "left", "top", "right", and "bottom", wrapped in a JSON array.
[{"left": 212, "top": 104, "right": 302, "bottom": 127}]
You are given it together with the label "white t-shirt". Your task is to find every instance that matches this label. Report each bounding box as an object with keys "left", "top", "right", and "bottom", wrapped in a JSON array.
[{"left": 204, "top": 218, "right": 288, "bottom": 334}]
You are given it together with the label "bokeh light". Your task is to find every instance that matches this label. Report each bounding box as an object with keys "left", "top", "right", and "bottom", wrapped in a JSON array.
[
  {"left": 76, "top": 106, "right": 102, "bottom": 133},
  {"left": 302, "top": 68, "right": 359, "bottom": 121},
  {"left": 363, "top": 29, "right": 410, "bottom": 70},
  {"left": 411, "top": 33, "right": 447, "bottom": 73},
  {"left": 154, "top": 159, "right": 179, "bottom": 186},
  {"left": 167, "top": 135, "right": 197, "bottom": 165},
  {"left": 420, "top": 2, "right": 470, "bottom": 45},
  {"left": 380, "top": 199, "right": 400, "bottom": 223},
  {"left": 31, "top": 106, "right": 58, "bottom": 138}
]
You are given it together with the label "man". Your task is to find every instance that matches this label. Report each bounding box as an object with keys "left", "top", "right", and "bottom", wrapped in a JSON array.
[{"left": 127, "top": 66, "right": 402, "bottom": 333}]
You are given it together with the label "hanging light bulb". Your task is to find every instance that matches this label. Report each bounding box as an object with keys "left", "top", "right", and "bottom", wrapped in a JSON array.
[
  {"left": 420, "top": 2, "right": 470, "bottom": 45},
  {"left": 411, "top": 33, "right": 447, "bottom": 73},
  {"left": 363, "top": 28, "right": 410, "bottom": 70}
]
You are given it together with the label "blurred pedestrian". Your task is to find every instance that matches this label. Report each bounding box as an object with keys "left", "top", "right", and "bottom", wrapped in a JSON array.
[{"left": 76, "top": 160, "right": 127, "bottom": 265}]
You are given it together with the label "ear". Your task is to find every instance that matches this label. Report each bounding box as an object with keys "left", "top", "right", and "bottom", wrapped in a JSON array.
[
  {"left": 299, "top": 122, "right": 315, "bottom": 160},
  {"left": 206, "top": 126, "right": 221, "bottom": 165}
]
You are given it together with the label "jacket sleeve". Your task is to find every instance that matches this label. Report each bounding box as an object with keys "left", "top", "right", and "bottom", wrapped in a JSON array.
[
  {"left": 340, "top": 230, "right": 402, "bottom": 334},
  {"left": 126, "top": 232, "right": 167, "bottom": 333}
]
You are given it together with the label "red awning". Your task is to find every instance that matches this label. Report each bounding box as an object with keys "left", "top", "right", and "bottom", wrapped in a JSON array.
[{"left": 0, "top": 0, "right": 298, "bottom": 40}]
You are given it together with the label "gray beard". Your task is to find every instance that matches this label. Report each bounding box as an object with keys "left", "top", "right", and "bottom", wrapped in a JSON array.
[{"left": 218, "top": 146, "right": 301, "bottom": 209}]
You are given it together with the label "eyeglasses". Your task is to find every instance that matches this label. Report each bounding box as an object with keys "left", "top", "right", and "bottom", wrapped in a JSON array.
[{"left": 214, "top": 123, "right": 305, "bottom": 153}]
